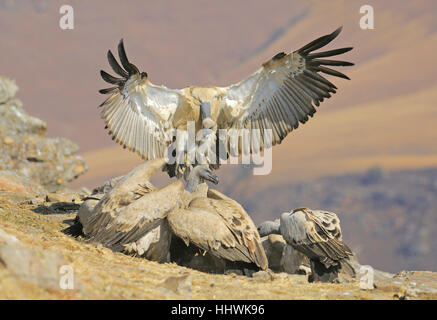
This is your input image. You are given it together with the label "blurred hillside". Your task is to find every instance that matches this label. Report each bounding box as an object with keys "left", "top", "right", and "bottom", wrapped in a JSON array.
[
  {"left": 230, "top": 166, "right": 437, "bottom": 273},
  {"left": 1, "top": 0, "right": 436, "bottom": 272}
]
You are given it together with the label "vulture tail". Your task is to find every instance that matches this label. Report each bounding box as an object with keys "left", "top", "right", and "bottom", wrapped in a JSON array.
[
  {"left": 99, "top": 39, "right": 146, "bottom": 104},
  {"left": 297, "top": 26, "right": 353, "bottom": 81},
  {"left": 339, "top": 258, "right": 356, "bottom": 278}
]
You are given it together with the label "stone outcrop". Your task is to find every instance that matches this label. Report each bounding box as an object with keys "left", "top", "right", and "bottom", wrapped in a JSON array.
[{"left": 0, "top": 76, "right": 87, "bottom": 192}]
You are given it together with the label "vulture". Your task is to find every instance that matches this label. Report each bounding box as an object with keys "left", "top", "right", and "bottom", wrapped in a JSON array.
[
  {"left": 82, "top": 159, "right": 182, "bottom": 262},
  {"left": 71, "top": 159, "right": 267, "bottom": 270},
  {"left": 99, "top": 27, "right": 353, "bottom": 185},
  {"left": 279, "top": 208, "right": 355, "bottom": 282},
  {"left": 168, "top": 184, "right": 268, "bottom": 271}
]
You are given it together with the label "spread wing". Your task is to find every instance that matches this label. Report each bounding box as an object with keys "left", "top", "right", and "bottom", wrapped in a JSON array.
[
  {"left": 281, "top": 209, "right": 353, "bottom": 269},
  {"left": 99, "top": 40, "right": 185, "bottom": 160},
  {"left": 219, "top": 27, "right": 353, "bottom": 155}
]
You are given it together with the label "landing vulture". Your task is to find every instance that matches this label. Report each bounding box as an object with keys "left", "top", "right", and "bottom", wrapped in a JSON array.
[{"left": 99, "top": 27, "right": 353, "bottom": 181}]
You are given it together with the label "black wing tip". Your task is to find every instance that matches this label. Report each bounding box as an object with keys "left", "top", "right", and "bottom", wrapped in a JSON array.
[
  {"left": 99, "top": 87, "right": 117, "bottom": 95},
  {"left": 107, "top": 48, "right": 129, "bottom": 78},
  {"left": 107, "top": 49, "right": 117, "bottom": 64},
  {"left": 298, "top": 26, "right": 348, "bottom": 56},
  {"left": 118, "top": 39, "right": 126, "bottom": 55},
  {"left": 332, "top": 26, "right": 343, "bottom": 37},
  {"left": 117, "top": 38, "right": 140, "bottom": 75}
]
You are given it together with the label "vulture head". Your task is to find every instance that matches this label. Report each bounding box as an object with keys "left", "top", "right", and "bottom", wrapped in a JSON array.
[
  {"left": 186, "top": 165, "right": 219, "bottom": 192},
  {"left": 257, "top": 220, "right": 280, "bottom": 237}
]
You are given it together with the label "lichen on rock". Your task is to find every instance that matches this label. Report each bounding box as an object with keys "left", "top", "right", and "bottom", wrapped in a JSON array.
[{"left": 0, "top": 76, "right": 87, "bottom": 192}]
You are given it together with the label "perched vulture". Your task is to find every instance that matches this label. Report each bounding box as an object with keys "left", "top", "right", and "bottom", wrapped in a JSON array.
[
  {"left": 99, "top": 27, "right": 353, "bottom": 184},
  {"left": 168, "top": 185, "right": 268, "bottom": 270},
  {"left": 82, "top": 159, "right": 183, "bottom": 262},
  {"left": 280, "top": 208, "right": 355, "bottom": 282}
]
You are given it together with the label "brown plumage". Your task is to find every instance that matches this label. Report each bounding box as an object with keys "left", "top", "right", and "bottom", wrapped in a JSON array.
[
  {"left": 168, "top": 186, "right": 268, "bottom": 270},
  {"left": 280, "top": 208, "right": 355, "bottom": 282},
  {"left": 82, "top": 159, "right": 183, "bottom": 262},
  {"left": 76, "top": 159, "right": 266, "bottom": 269}
]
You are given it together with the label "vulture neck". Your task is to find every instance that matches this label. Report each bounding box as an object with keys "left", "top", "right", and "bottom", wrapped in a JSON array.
[
  {"left": 269, "top": 223, "right": 281, "bottom": 235},
  {"left": 186, "top": 170, "right": 202, "bottom": 192}
]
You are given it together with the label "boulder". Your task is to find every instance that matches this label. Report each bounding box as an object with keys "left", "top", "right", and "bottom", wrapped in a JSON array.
[
  {"left": 280, "top": 244, "right": 311, "bottom": 275},
  {"left": 261, "top": 234, "right": 286, "bottom": 272},
  {"left": 0, "top": 76, "right": 87, "bottom": 192}
]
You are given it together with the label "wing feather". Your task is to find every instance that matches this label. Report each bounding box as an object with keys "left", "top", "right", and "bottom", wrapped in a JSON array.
[
  {"left": 280, "top": 209, "right": 353, "bottom": 269},
  {"left": 85, "top": 181, "right": 183, "bottom": 252},
  {"left": 169, "top": 190, "right": 268, "bottom": 270},
  {"left": 99, "top": 40, "right": 185, "bottom": 160},
  {"left": 220, "top": 27, "right": 353, "bottom": 155}
]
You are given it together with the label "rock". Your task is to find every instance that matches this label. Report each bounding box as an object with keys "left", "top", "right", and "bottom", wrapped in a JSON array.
[
  {"left": 157, "top": 274, "right": 192, "bottom": 299},
  {"left": 0, "top": 228, "right": 79, "bottom": 290},
  {"left": 0, "top": 76, "right": 87, "bottom": 192},
  {"left": 261, "top": 234, "right": 286, "bottom": 272},
  {"left": 0, "top": 170, "right": 46, "bottom": 195},
  {"left": 0, "top": 76, "right": 18, "bottom": 104},
  {"left": 0, "top": 228, "right": 19, "bottom": 245},
  {"left": 45, "top": 192, "right": 81, "bottom": 203},
  {"left": 252, "top": 270, "right": 273, "bottom": 281},
  {"left": 280, "top": 244, "right": 311, "bottom": 275}
]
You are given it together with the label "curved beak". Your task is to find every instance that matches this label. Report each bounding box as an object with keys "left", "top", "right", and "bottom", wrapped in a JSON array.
[{"left": 204, "top": 171, "right": 219, "bottom": 185}]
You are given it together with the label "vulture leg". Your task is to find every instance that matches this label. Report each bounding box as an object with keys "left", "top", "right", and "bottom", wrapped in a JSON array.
[
  {"left": 200, "top": 101, "right": 215, "bottom": 129},
  {"left": 197, "top": 101, "right": 218, "bottom": 168}
]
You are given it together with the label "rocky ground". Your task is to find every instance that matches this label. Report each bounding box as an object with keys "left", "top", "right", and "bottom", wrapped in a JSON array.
[
  {"left": 1, "top": 75, "right": 436, "bottom": 300},
  {"left": 1, "top": 191, "right": 437, "bottom": 300}
]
